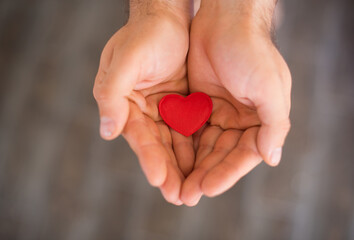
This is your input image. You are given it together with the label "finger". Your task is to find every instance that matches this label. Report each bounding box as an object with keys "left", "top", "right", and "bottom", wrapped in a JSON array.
[
  {"left": 171, "top": 130, "right": 195, "bottom": 177},
  {"left": 180, "top": 168, "right": 205, "bottom": 206},
  {"left": 250, "top": 79, "right": 291, "bottom": 166},
  {"left": 123, "top": 102, "right": 167, "bottom": 187},
  {"left": 195, "top": 125, "right": 223, "bottom": 167},
  {"left": 181, "top": 129, "right": 242, "bottom": 206},
  {"left": 201, "top": 127, "right": 262, "bottom": 197},
  {"left": 93, "top": 50, "right": 140, "bottom": 140},
  {"left": 192, "top": 123, "right": 207, "bottom": 151},
  {"left": 156, "top": 122, "right": 184, "bottom": 205},
  {"left": 156, "top": 122, "right": 175, "bottom": 162},
  {"left": 160, "top": 162, "right": 184, "bottom": 205}
]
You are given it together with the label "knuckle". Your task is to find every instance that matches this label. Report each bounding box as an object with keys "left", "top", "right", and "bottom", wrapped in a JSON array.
[
  {"left": 93, "top": 85, "right": 112, "bottom": 102},
  {"left": 280, "top": 118, "right": 291, "bottom": 133},
  {"left": 237, "top": 143, "right": 261, "bottom": 160}
]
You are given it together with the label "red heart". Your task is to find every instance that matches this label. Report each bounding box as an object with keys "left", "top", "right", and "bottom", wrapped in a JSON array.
[{"left": 159, "top": 92, "right": 213, "bottom": 137}]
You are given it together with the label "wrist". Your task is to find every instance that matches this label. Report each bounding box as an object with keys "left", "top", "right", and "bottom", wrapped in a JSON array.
[
  {"left": 129, "top": 0, "right": 192, "bottom": 28},
  {"left": 200, "top": 0, "right": 277, "bottom": 35}
]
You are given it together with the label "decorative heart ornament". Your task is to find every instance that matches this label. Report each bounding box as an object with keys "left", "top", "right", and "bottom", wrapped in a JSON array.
[{"left": 158, "top": 92, "right": 213, "bottom": 136}]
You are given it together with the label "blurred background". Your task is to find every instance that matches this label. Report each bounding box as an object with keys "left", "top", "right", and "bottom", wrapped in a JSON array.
[{"left": 0, "top": 0, "right": 353, "bottom": 239}]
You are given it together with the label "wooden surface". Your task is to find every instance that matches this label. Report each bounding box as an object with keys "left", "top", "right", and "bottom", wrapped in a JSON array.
[{"left": 0, "top": 0, "right": 353, "bottom": 239}]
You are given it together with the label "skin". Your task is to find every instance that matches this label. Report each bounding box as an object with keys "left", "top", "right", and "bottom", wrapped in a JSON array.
[
  {"left": 181, "top": 0, "right": 291, "bottom": 206},
  {"left": 93, "top": 0, "right": 291, "bottom": 206},
  {"left": 93, "top": 0, "right": 194, "bottom": 205}
]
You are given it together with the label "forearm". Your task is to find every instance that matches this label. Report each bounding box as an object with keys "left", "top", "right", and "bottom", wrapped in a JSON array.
[
  {"left": 129, "top": 0, "right": 193, "bottom": 27},
  {"left": 200, "top": 0, "right": 277, "bottom": 33}
]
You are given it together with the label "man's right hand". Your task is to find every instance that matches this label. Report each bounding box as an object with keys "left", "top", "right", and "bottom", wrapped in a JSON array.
[{"left": 93, "top": 0, "right": 193, "bottom": 205}]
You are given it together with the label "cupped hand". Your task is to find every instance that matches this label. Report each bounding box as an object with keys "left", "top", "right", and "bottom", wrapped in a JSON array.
[
  {"left": 93, "top": 6, "right": 194, "bottom": 205},
  {"left": 181, "top": 3, "right": 291, "bottom": 206}
]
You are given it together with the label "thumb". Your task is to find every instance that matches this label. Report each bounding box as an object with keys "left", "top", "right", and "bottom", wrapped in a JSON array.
[
  {"left": 250, "top": 79, "right": 291, "bottom": 166},
  {"left": 93, "top": 51, "right": 139, "bottom": 140}
]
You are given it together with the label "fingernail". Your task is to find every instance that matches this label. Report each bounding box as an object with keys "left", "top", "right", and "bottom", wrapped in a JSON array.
[
  {"left": 190, "top": 195, "right": 202, "bottom": 206},
  {"left": 270, "top": 147, "right": 282, "bottom": 166},
  {"left": 100, "top": 117, "right": 115, "bottom": 138}
]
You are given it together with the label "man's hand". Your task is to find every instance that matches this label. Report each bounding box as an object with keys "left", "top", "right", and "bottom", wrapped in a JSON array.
[
  {"left": 181, "top": 0, "right": 291, "bottom": 206},
  {"left": 93, "top": 0, "right": 193, "bottom": 205}
]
